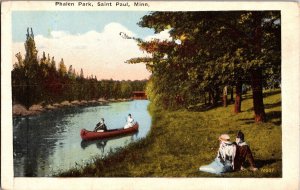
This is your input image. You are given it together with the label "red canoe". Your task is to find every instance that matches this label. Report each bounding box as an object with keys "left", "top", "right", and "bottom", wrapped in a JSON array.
[{"left": 80, "top": 122, "right": 139, "bottom": 141}]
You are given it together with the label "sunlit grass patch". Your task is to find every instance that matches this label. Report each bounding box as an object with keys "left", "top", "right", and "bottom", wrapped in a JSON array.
[{"left": 58, "top": 89, "right": 281, "bottom": 177}]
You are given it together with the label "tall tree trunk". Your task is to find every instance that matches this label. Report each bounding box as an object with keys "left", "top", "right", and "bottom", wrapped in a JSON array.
[
  {"left": 208, "top": 91, "right": 212, "bottom": 105},
  {"left": 234, "top": 82, "right": 242, "bottom": 113},
  {"left": 223, "top": 86, "right": 228, "bottom": 107},
  {"left": 230, "top": 86, "right": 234, "bottom": 103},
  {"left": 213, "top": 88, "right": 220, "bottom": 106},
  {"left": 251, "top": 12, "right": 266, "bottom": 122},
  {"left": 251, "top": 68, "right": 266, "bottom": 122},
  {"left": 209, "top": 90, "right": 218, "bottom": 106}
]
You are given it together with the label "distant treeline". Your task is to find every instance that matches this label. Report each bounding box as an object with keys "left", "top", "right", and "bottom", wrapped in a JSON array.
[{"left": 12, "top": 28, "right": 146, "bottom": 109}]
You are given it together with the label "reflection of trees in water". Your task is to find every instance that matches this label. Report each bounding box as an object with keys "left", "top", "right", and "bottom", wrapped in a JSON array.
[
  {"left": 13, "top": 101, "right": 150, "bottom": 177},
  {"left": 13, "top": 107, "right": 85, "bottom": 177}
]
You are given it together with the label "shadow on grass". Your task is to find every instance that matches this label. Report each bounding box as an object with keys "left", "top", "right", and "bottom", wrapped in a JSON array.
[
  {"left": 252, "top": 159, "right": 280, "bottom": 168},
  {"left": 263, "top": 90, "right": 281, "bottom": 97},
  {"left": 242, "top": 93, "right": 253, "bottom": 100},
  {"left": 266, "top": 111, "right": 282, "bottom": 126},
  {"left": 246, "top": 101, "right": 281, "bottom": 112},
  {"left": 264, "top": 101, "right": 281, "bottom": 109},
  {"left": 241, "top": 90, "right": 279, "bottom": 100},
  {"left": 239, "top": 111, "right": 282, "bottom": 126},
  {"left": 238, "top": 111, "right": 281, "bottom": 126},
  {"left": 187, "top": 89, "right": 280, "bottom": 113},
  {"left": 187, "top": 102, "right": 222, "bottom": 112}
]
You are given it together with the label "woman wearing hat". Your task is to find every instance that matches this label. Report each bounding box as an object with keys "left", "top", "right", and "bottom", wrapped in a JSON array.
[
  {"left": 124, "top": 114, "right": 134, "bottom": 129},
  {"left": 199, "top": 134, "right": 236, "bottom": 174}
]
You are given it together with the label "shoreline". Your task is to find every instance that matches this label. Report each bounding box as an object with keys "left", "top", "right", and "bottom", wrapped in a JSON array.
[
  {"left": 58, "top": 90, "right": 282, "bottom": 177},
  {"left": 12, "top": 98, "right": 133, "bottom": 117}
]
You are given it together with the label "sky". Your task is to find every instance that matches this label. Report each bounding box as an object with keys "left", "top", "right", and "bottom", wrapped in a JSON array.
[{"left": 12, "top": 11, "right": 171, "bottom": 80}]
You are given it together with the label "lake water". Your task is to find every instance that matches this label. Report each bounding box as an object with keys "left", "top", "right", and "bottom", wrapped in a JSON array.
[{"left": 13, "top": 100, "right": 151, "bottom": 177}]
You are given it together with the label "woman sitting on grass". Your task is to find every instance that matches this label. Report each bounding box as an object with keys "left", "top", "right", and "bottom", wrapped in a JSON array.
[
  {"left": 199, "top": 134, "right": 236, "bottom": 174},
  {"left": 234, "top": 131, "right": 258, "bottom": 172}
]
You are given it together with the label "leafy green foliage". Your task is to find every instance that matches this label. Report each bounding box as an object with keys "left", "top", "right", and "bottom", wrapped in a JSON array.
[
  {"left": 128, "top": 11, "right": 280, "bottom": 122},
  {"left": 12, "top": 29, "right": 147, "bottom": 107}
]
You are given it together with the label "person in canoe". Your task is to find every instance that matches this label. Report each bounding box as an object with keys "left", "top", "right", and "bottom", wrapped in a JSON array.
[
  {"left": 124, "top": 113, "right": 134, "bottom": 129},
  {"left": 199, "top": 134, "right": 236, "bottom": 174},
  {"left": 94, "top": 118, "right": 107, "bottom": 132}
]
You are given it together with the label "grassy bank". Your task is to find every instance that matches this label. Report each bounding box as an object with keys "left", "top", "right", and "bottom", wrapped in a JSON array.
[{"left": 59, "top": 89, "right": 281, "bottom": 177}]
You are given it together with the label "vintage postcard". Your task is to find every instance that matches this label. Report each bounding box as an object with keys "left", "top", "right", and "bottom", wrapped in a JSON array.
[{"left": 1, "top": 1, "right": 299, "bottom": 190}]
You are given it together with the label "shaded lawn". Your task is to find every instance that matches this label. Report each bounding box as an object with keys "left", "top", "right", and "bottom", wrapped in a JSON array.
[{"left": 59, "top": 89, "right": 281, "bottom": 177}]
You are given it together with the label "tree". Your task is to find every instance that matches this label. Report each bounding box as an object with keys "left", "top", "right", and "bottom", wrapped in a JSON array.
[
  {"left": 68, "top": 65, "right": 73, "bottom": 78},
  {"left": 24, "top": 28, "right": 38, "bottom": 65},
  {"left": 80, "top": 68, "right": 84, "bottom": 79},
  {"left": 40, "top": 52, "right": 47, "bottom": 65},
  {"left": 23, "top": 27, "right": 40, "bottom": 108},
  {"left": 128, "top": 11, "right": 280, "bottom": 122},
  {"left": 58, "top": 58, "right": 67, "bottom": 77},
  {"left": 11, "top": 29, "right": 151, "bottom": 107},
  {"left": 14, "top": 52, "right": 24, "bottom": 68},
  {"left": 46, "top": 54, "right": 51, "bottom": 68},
  {"left": 50, "top": 56, "right": 56, "bottom": 71}
]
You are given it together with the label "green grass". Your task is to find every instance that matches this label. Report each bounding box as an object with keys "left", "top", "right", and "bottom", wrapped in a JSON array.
[{"left": 58, "top": 89, "right": 281, "bottom": 177}]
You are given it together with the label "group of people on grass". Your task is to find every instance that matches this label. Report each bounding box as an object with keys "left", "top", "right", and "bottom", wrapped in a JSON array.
[
  {"left": 93, "top": 113, "right": 135, "bottom": 132},
  {"left": 199, "top": 131, "right": 258, "bottom": 174}
]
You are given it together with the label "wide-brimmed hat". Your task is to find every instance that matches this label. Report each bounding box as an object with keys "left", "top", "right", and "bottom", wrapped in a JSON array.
[{"left": 219, "top": 134, "right": 230, "bottom": 142}]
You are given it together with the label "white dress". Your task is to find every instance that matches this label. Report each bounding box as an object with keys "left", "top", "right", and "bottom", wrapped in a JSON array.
[
  {"left": 199, "top": 141, "right": 236, "bottom": 174},
  {"left": 124, "top": 116, "right": 134, "bottom": 129}
]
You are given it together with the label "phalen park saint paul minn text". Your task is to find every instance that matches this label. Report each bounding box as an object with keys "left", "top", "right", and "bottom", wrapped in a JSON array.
[{"left": 55, "top": 1, "right": 150, "bottom": 7}]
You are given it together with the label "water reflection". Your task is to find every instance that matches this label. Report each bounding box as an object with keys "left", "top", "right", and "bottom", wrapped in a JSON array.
[
  {"left": 80, "top": 132, "right": 139, "bottom": 159},
  {"left": 13, "top": 115, "right": 67, "bottom": 176},
  {"left": 81, "top": 139, "right": 108, "bottom": 158},
  {"left": 80, "top": 132, "right": 138, "bottom": 150},
  {"left": 13, "top": 100, "right": 151, "bottom": 176}
]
